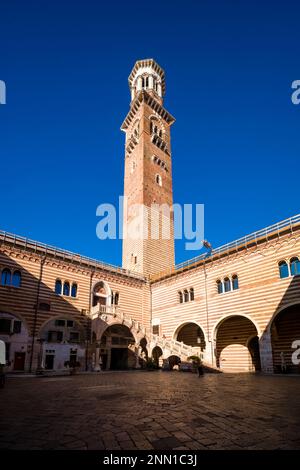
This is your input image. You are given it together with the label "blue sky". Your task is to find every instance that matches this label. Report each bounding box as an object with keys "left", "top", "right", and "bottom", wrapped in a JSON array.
[{"left": 0, "top": 0, "right": 299, "bottom": 266}]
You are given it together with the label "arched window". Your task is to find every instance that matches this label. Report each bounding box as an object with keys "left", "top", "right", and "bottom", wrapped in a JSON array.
[
  {"left": 216, "top": 280, "right": 223, "bottom": 294},
  {"left": 63, "top": 281, "right": 70, "bottom": 296},
  {"left": 278, "top": 260, "right": 289, "bottom": 279},
  {"left": 178, "top": 291, "right": 183, "bottom": 303},
  {"left": 145, "top": 76, "right": 149, "bottom": 88},
  {"left": 290, "top": 257, "right": 300, "bottom": 276},
  {"left": 112, "top": 291, "right": 119, "bottom": 305},
  {"left": 71, "top": 283, "right": 77, "bottom": 298},
  {"left": 1, "top": 268, "right": 11, "bottom": 286},
  {"left": 232, "top": 275, "right": 239, "bottom": 290},
  {"left": 155, "top": 174, "right": 162, "bottom": 186},
  {"left": 55, "top": 279, "right": 62, "bottom": 295},
  {"left": 190, "top": 288, "right": 194, "bottom": 301},
  {"left": 224, "top": 277, "right": 231, "bottom": 293},
  {"left": 12, "top": 270, "right": 21, "bottom": 287},
  {"left": 141, "top": 77, "right": 145, "bottom": 87},
  {"left": 184, "top": 289, "right": 189, "bottom": 302}
]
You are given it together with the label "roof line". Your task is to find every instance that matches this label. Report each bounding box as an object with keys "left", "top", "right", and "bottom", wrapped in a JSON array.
[
  {"left": 150, "top": 213, "right": 300, "bottom": 282},
  {"left": 0, "top": 230, "right": 146, "bottom": 282}
]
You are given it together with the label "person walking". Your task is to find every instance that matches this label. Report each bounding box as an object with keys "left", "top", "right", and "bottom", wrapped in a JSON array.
[{"left": 197, "top": 360, "right": 204, "bottom": 377}]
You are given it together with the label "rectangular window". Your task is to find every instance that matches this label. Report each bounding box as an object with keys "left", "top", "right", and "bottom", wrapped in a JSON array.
[
  {"left": 0, "top": 319, "right": 11, "bottom": 334},
  {"left": 152, "top": 325, "right": 159, "bottom": 335},
  {"left": 69, "top": 350, "right": 77, "bottom": 363},
  {"left": 69, "top": 331, "right": 79, "bottom": 343},
  {"left": 67, "top": 320, "right": 74, "bottom": 328},
  {"left": 13, "top": 320, "right": 22, "bottom": 334},
  {"left": 55, "top": 319, "right": 65, "bottom": 327},
  {"left": 48, "top": 331, "right": 63, "bottom": 342}
]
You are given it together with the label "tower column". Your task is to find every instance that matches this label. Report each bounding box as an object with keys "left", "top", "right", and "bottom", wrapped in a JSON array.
[
  {"left": 149, "top": 75, "right": 154, "bottom": 90},
  {"left": 137, "top": 76, "right": 143, "bottom": 91}
]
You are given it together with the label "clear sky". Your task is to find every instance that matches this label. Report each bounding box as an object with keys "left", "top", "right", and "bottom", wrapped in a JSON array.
[{"left": 1, "top": 0, "right": 299, "bottom": 266}]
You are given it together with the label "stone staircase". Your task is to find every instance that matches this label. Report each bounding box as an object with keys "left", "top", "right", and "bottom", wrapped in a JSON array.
[{"left": 90, "top": 305, "right": 204, "bottom": 362}]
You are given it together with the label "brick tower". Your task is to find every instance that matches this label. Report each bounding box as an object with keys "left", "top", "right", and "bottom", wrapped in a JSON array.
[{"left": 121, "top": 59, "right": 175, "bottom": 277}]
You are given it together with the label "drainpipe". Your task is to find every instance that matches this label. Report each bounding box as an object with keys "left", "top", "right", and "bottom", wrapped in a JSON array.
[
  {"left": 29, "top": 255, "right": 46, "bottom": 372},
  {"left": 86, "top": 268, "right": 95, "bottom": 371},
  {"left": 203, "top": 261, "right": 213, "bottom": 364}
]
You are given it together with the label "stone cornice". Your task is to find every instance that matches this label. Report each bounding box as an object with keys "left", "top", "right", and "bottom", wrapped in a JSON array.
[
  {"left": 121, "top": 91, "right": 175, "bottom": 131},
  {"left": 128, "top": 59, "right": 166, "bottom": 95}
]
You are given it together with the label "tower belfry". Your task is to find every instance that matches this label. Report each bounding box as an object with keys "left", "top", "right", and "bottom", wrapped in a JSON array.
[{"left": 121, "top": 59, "right": 175, "bottom": 277}]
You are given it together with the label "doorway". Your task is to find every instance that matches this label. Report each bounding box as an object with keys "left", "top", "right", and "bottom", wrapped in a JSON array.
[
  {"left": 14, "top": 352, "right": 25, "bottom": 370},
  {"left": 111, "top": 348, "right": 128, "bottom": 370},
  {"left": 45, "top": 354, "right": 55, "bottom": 370}
]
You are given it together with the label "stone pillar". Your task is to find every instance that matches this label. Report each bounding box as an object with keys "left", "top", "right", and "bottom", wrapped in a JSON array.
[
  {"left": 106, "top": 337, "right": 112, "bottom": 370},
  {"left": 94, "top": 342, "right": 101, "bottom": 372},
  {"left": 149, "top": 75, "right": 154, "bottom": 90},
  {"left": 135, "top": 344, "right": 141, "bottom": 369},
  {"left": 205, "top": 339, "right": 215, "bottom": 367},
  {"left": 137, "top": 76, "right": 143, "bottom": 91},
  {"left": 157, "top": 83, "right": 162, "bottom": 97},
  {"left": 259, "top": 329, "right": 274, "bottom": 373}
]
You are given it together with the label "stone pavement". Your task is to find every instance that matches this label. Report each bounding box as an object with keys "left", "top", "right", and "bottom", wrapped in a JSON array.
[{"left": 0, "top": 371, "right": 300, "bottom": 450}]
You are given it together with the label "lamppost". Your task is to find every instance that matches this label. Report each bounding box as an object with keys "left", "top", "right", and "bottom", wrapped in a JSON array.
[{"left": 202, "top": 240, "right": 214, "bottom": 366}]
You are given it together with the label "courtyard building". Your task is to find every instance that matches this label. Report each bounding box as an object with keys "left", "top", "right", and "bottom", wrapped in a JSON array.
[{"left": 0, "top": 59, "right": 300, "bottom": 375}]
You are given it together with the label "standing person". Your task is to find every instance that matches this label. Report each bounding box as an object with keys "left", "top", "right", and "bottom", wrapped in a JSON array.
[
  {"left": 280, "top": 351, "right": 287, "bottom": 373},
  {"left": 197, "top": 359, "right": 204, "bottom": 377}
]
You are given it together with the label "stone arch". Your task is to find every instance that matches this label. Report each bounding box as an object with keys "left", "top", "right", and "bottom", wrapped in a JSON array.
[
  {"left": 0, "top": 310, "right": 30, "bottom": 335},
  {"left": 98, "top": 323, "right": 137, "bottom": 370},
  {"left": 173, "top": 321, "right": 207, "bottom": 351},
  {"left": 213, "top": 315, "right": 260, "bottom": 372},
  {"left": 152, "top": 345, "right": 163, "bottom": 367},
  {"left": 270, "top": 303, "right": 300, "bottom": 373},
  {"left": 267, "top": 301, "right": 300, "bottom": 333},
  {"left": 38, "top": 314, "right": 84, "bottom": 336},
  {"left": 212, "top": 313, "right": 262, "bottom": 341},
  {"left": 0, "top": 311, "right": 30, "bottom": 372},
  {"left": 37, "top": 315, "right": 86, "bottom": 371},
  {"left": 168, "top": 355, "right": 181, "bottom": 370},
  {"left": 94, "top": 315, "right": 144, "bottom": 346}
]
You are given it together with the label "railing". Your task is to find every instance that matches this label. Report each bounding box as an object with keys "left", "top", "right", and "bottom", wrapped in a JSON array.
[
  {"left": 151, "top": 213, "right": 300, "bottom": 281},
  {"left": 89, "top": 306, "right": 203, "bottom": 359},
  {"left": 0, "top": 230, "right": 146, "bottom": 281}
]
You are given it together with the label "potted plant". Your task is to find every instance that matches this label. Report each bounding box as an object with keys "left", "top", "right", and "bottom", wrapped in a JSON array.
[{"left": 64, "top": 359, "right": 81, "bottom": 375}]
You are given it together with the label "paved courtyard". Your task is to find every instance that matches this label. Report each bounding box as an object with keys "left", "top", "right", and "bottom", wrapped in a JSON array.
[{"left": 0, "top": 371, "right": 300, "bottom": 450}]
